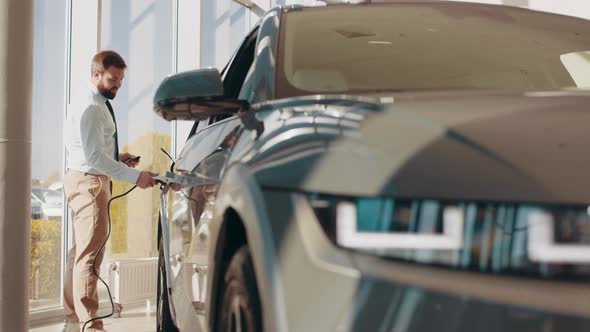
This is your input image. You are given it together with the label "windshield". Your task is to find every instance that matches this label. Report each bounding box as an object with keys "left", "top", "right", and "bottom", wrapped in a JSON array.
[{"left": 276, "top": 3, "right": 590, "bottom": 98}]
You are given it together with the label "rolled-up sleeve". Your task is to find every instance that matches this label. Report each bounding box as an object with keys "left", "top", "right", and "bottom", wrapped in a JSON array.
[{"left": 79, "top": 106, "right": 140, "bottom": 184}]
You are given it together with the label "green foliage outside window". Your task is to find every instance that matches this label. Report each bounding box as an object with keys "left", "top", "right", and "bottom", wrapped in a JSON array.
[
  {"left": 29, "top": 219, "right": 61, "bottom": 300},
  {"left": 109, "top": 181, "right": 129, "bottom": 254},
  {"left": 109, "top": 132, "right": 171, "bottom": 257}
]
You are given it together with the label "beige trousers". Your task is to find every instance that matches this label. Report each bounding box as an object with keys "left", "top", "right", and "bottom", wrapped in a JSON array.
[{"left": 63, "top": 170, "right": 111, "bottom": 331}]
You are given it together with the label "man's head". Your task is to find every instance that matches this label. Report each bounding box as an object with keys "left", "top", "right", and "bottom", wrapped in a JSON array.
[{"left": 91, "top": 50, "right": 126, "bottom": 100}]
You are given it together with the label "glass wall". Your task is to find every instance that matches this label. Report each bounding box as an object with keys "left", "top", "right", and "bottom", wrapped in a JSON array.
[
  {"left": 100, "top": 0, "right": 174, "bottom": 265},
  {"left": 202, "top": 0, "right": 250, "bottom": 69},
  {"left": 30, "top": 0, "right": 68, "bottom": 311}
]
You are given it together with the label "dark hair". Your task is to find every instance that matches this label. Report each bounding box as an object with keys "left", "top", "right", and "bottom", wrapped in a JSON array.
[{"left": 91, "top": 50, "right": 127, "bottom": 76}]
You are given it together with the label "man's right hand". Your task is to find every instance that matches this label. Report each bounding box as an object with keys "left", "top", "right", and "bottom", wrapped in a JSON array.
[{"left": 136, "top": 171, "right": 158, "bottom": 189}]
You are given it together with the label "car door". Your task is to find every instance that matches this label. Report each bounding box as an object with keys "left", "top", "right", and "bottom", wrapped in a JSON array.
[{"left": 165, "top": 26, "right": 259, "bottom": 318}]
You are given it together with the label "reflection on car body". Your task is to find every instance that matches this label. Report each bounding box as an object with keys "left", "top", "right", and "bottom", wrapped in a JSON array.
[{"left": 154, "top": 2, "right": 590, "bottom": 332}]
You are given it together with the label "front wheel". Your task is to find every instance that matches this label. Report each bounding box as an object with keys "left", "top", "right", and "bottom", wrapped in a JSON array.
[
  {"left": 218, "top": 247, "right": 262, "bottom": 332},
  {"left": 157, "top": 238, "right": 179, "bottom": 332}
]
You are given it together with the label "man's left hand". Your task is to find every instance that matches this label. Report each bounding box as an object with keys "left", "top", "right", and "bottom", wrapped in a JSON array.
[{"left": 120, "top": 152, "right": 140, "bottom": 168}]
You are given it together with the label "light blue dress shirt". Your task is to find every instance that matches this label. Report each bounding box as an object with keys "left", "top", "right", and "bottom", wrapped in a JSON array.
[{"left": 66, "top": 83, "right": 140, "bottom": 184}]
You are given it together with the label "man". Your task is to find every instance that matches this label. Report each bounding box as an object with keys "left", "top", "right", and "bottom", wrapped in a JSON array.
[{"left": 62, "top": 50, "right": 157, "bottom": 332}]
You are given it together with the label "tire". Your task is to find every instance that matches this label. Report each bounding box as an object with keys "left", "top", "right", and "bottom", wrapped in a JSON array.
[
  {"left": 218, "top": 247, "right": 262, "bottom": 332},
  {"left": 157, "top": 238, "right": 179, "bottom": 332}
]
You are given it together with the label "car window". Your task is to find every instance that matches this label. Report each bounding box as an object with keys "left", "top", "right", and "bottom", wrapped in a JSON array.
[
  {"left": 176, "top": 120, "right": 242, "bottom": 175},
  {"left": 276, "top": 4, "right": 590, "bottom": 97},
  {"left": 210, "top": 28, "right": 259, "bottom": 124},
  {"left": 186, "top": 117, "right": 212, "bottom": 142},
  {"left": 188, "top": 120, "right": 201, "bottom": 140},
  {"left": 222, "top": 27, "right": 259, "bottom": 98},
  {"left": 188, "top": 27, "right": 259, "bottom": 135}
]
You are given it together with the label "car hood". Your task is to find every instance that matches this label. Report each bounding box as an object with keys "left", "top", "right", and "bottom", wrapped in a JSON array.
[{"left": 247, "top": 90, "right": 590, "bottom": 205}]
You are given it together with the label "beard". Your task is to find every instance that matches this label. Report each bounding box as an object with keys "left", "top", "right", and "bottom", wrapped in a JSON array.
[{"left": 97, "top": 83, "right": 118, "bottom": 100}]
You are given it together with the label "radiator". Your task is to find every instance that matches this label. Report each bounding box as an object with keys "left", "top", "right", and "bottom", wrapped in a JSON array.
[{"left": 108, "top": 258, "right": 158, "bottom": 310}]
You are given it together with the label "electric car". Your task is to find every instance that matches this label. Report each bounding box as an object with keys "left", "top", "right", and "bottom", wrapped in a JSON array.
[{"left": 154, "top": 2, "right": 590, "bottom": 331}]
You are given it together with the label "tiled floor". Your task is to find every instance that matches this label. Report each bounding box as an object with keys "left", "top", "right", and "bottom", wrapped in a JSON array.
[{"left": 30, "top": 305, "right": 156, "bottom": 332}]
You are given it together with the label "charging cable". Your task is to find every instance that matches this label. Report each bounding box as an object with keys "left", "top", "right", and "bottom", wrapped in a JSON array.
[
  {"left": 82, "top": 152, "right": 172, "bottom": 331},
  {"left": 81, "top": 184, "right": 137, "bottom": 332}
]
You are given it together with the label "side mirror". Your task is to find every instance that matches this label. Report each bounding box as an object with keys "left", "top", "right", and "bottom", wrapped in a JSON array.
[{"left": 153, "top": 68, "right": 248, "bottom": 121}]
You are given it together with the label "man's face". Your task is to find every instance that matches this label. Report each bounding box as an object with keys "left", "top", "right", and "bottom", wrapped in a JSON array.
[{"left": 94, "top": 66, "right": 125, "bottom": 100}]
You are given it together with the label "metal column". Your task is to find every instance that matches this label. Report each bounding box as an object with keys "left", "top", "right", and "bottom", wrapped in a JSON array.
[{"left": 0, "top": 0, "right": 34, "bottom": 330}]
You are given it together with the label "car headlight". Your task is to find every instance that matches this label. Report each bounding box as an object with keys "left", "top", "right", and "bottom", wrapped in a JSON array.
[
  {"left": 309, "top": 195, "right": 464, "bottom": 252},
  {"left": 308, "top": 194, "right": 590, "bottom": 277},
  {"left": 528, "top": 208, "right": 590, "bottom": 264}
]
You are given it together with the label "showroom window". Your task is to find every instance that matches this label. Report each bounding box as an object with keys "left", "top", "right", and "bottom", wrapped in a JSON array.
[
  {"left": 28, "top": 0, "right": 270, "bottom": 323},
  {"left": 30, "top": 0, "right": 68, "bottom": 312},
  {"left": 99, "top": 0, "right": 174, "bottom": 263},
  {"left": 202, "top": 0, "right": 250, "bottom": 69}
]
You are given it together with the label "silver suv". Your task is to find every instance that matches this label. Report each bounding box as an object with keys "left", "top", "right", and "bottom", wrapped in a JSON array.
[{"left": 155, "top": 2, "right": 590, "bottom": 331}]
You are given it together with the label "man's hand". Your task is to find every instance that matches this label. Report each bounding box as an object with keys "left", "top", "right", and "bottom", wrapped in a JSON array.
[
  {"left": 120, "top": 152, "right": 140, "bottom": 168},
  {"left": 136, "top": 171, "right": 157, "bottom": 189}
]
